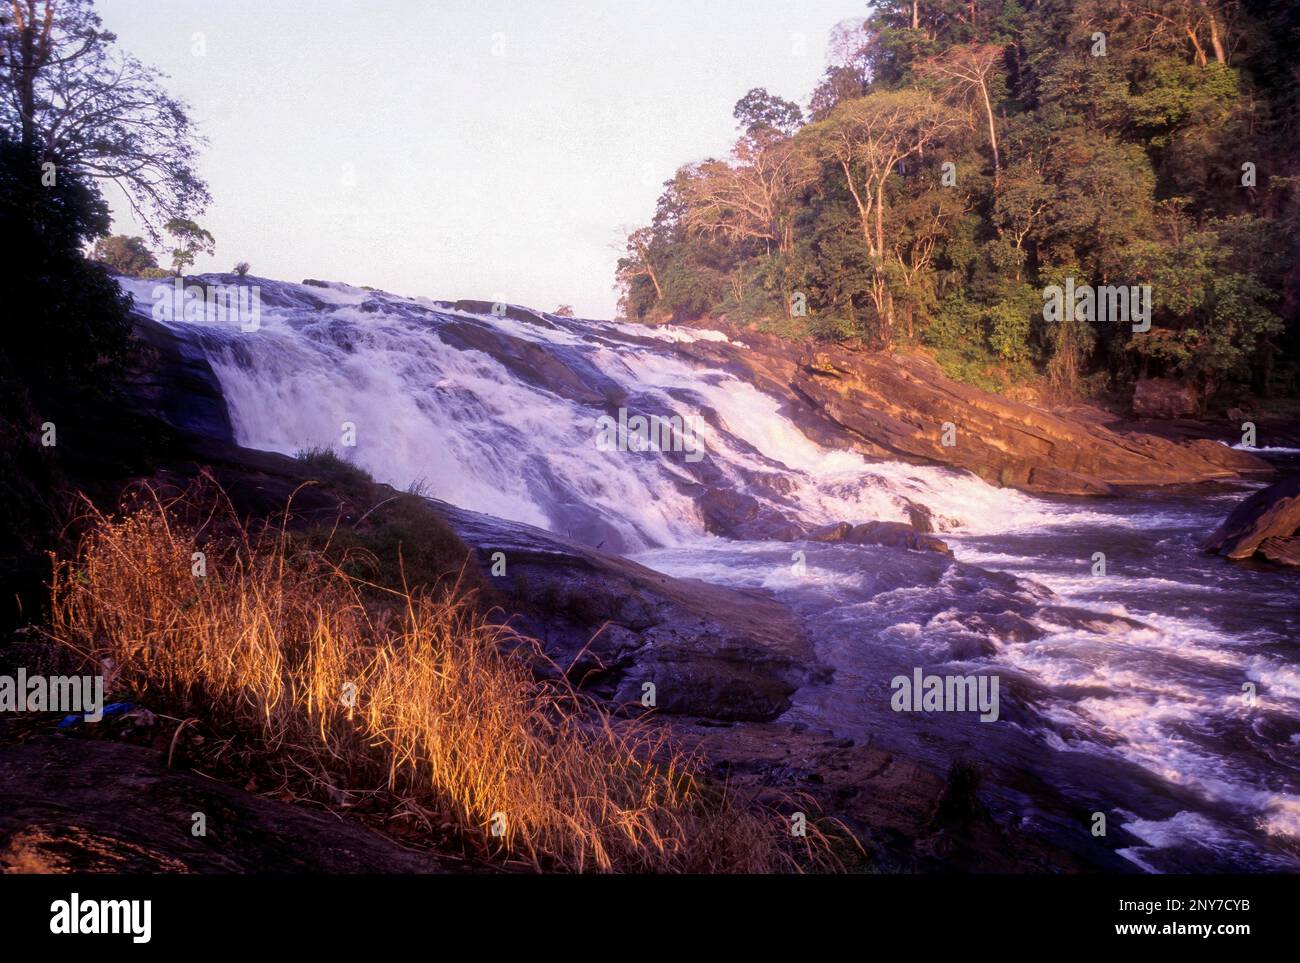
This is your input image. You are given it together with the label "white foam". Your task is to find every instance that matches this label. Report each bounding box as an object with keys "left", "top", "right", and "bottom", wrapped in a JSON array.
[{"left": 138, "top": 274, "right": 1106, "bottom": 548}]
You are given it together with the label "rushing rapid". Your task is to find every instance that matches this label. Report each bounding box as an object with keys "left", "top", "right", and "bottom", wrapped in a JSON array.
[{"left": 123, "top": 275, "right": 1300, "bottom": 871}]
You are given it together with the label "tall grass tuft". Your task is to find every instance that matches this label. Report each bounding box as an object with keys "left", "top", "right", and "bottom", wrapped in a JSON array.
[{"left": 48, "top": 485, "right": 836, "bottom": 872}]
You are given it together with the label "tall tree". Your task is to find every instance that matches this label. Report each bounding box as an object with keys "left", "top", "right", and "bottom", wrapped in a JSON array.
[
  {"left": 165, "top": 217, "right": 214, "bottom": 276},
  {"left": 917, "top": 43, "right": 1004, "bottom": 187},
  {"left": 682, "top": 136, "right": 816, "bottom": 258},
  {"left": 807, "top": 89, "right": 963, "bottom": 343},
  {"left": 0, "top": 0, "right": 210, "bottom": 232},
  {"left": 732, "top": 87, "right": 803, "bottom": 137}
]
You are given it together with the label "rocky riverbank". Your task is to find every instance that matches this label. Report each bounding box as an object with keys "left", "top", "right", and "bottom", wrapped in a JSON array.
[
  {"left": 2, "top": 280, "right": 1283, "bottom": 873},
  {"left": 670, "top": 321, "right": 1272, "bottom": 496}
]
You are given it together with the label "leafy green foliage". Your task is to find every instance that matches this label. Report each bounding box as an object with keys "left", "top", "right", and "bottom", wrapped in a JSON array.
[
  {"left": 615, "top": 0, "right": 1300, "bottom": 404},
  {"left": 92, "top": 235, "right": 159, "bottom": 275},
  {"left": 165, "top": 217, "right": 215, "bottom": 276}
]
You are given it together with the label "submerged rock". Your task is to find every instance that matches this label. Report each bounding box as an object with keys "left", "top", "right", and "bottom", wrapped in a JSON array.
[{"left": 843, "top": 521, "right": 953, "bottom": 556}]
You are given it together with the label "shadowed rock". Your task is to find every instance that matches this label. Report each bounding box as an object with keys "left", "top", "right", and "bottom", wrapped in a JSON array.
[
  {"left": 804, "top": 520, "right": 951, "bottom": 554},
  {"left": 127, "top": 315, "right": 235, "bottom": 445},
  {"left": 430, "top": 498, "right": 830, "bottom": 722},
  {"left": 0, "top": 736, "right": 465, "bottom": 873}
]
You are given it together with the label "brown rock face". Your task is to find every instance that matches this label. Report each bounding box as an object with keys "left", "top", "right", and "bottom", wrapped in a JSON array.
[
  {"left": 804, "top": 516, "right": 951, "bottom": 554},
  {"left": 1204, "top": 476, "right": 1300, "bottom": 563},
  {"left": 675, "top": 329, "right": 1269, "bottom": 496},
  {"left": 1133, "top": 377, "right": 1198, "bottom": 418},
  {"left": 1259, "top": 536, "right": 1300, "bottom": 567},
  {"left": 793, "top": 352, "right": 1266, "bottom": 494}
]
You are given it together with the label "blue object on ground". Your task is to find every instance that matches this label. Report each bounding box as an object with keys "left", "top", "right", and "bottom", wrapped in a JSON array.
[{"left": 56, "top": 702, "right": 135, "bottom": 728}]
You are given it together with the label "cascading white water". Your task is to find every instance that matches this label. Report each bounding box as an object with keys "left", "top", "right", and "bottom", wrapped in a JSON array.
[
  {"left": 122, "top": 275, "right": 1103, "bottom": 549},
  {"left": 122, "top": 274, "right": 1300, "bottom": 871}
]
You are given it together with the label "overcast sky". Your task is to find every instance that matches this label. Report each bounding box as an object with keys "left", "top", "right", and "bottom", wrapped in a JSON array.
[{"left": 97, "top": 0, "right": 860, "bottom": 316}]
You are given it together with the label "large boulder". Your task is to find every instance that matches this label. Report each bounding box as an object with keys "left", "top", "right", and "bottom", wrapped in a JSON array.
[
  {"left": 126, "top": 314, "right": 235, "bottom": 445},
  {"left": 1132, "top": 377, "right": 1198, "bottom": 418},
  {"left": 431, "top": 499, "right": 830, "bottom": 722},
  {"left": 845, "top": 521, "right": 953, "bottom": 556},
  {"left": 694, "top": 487, "right": 803, "bottom": 541},
  {"left": 1204, "top": 476, "right": 1300, "bottom": 563},
  {"left": 808, "top": 520, "right": 952, "bottom": 555}
]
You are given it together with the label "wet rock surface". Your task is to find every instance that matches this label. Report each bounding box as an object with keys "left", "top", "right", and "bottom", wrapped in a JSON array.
[
  {"left": 432, "top": 499, "right": 829, "bottom": 722},
  {"left": 126, "top": 315, "right": 235, "bottom": 445},
  {"left": 1204, "top": 475, "right": 1300, "bottom": 566},
  {"left": 674, "top": 721, "right": 1119, "bottom": 872}
]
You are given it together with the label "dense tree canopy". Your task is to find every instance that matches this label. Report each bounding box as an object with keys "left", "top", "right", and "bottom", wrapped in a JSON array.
[{"left": 616, "top": 0, "right": 1300, "bottom": 406}]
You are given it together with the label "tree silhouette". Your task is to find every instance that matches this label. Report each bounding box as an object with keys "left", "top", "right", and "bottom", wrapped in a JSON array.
[{"left": 0, "top": 0, "right": 210, "bottom": 233}]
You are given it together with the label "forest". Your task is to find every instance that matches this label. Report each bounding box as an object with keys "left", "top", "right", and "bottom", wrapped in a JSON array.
[{"left": 615, "top": 0, "right": 1300, "bottom": 403}]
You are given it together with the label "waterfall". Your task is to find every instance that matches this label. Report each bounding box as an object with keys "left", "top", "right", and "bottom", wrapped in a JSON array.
[
  {"left": 122, "top": 274, "right": 1094, "bottom": 551},
  {"left": 119, "top": 274, "right": 1300, "bottom": 871}
]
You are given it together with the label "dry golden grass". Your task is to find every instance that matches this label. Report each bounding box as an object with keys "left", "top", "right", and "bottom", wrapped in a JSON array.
[{"left": 47, "top": 485, "right": 842, "bottom": 872}]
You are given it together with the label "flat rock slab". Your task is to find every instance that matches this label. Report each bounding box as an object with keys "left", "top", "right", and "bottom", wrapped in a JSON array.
[{"left": 675, "top": 721, "right": 1115, "bottom": 872}]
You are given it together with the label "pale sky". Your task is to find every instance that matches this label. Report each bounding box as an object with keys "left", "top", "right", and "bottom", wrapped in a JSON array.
[{"left": 96, "top": 0, "right": 862, "bottom": 317}]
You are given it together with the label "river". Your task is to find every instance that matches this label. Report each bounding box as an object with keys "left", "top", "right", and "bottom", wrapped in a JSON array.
[{"left": 123, "top": 274, "right": 1300, "bottom": 872}]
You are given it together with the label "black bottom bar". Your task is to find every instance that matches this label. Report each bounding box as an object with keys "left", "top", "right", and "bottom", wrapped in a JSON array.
[{"left": 0, "top": 872, "right": 1287, "bottom": 949}]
